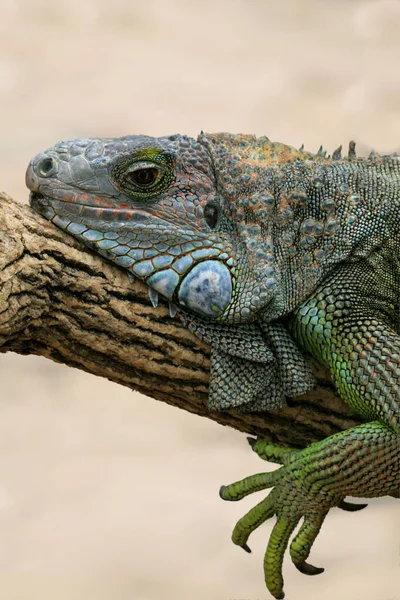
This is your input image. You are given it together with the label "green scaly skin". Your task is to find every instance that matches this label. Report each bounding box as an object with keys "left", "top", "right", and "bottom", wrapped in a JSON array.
[{"left": 25, "top": 133, "right": 400, "bottom": 598}]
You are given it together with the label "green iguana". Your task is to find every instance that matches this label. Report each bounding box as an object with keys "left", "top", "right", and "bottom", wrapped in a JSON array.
[{"left": 26, "top": 132, "right": 399, "bottom": 599}]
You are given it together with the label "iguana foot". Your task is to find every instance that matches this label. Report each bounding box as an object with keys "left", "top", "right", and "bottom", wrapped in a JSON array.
[{"left": 220, "top": 439, "right": 349, "bottom": 599}]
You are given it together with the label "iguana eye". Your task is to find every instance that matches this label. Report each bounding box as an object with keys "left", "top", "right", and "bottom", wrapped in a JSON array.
[
  {"left": 110, "top": 150, "right": 174, "bottom": 200},
  {"left": 128, "top": 167, "right": 160, "bottom": 187}
]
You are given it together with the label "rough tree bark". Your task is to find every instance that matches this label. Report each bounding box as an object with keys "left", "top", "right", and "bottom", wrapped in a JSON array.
[{"left": 0, "top": 192, "right": 363, "bottom": 447}]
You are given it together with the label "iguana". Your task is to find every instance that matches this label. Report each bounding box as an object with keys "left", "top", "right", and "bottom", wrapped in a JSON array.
[{"left": 25, "top": 132, "right": 399, "bottom": 599}]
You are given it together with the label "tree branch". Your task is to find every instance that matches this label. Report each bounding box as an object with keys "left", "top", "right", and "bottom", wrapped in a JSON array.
[{"left": 0, "top": 192, "right": 362, "bottom": 447}]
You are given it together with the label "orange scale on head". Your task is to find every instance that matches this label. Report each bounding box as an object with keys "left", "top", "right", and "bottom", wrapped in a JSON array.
[{"left": 79, "top": 192, "right": 91, "bottom": 203}]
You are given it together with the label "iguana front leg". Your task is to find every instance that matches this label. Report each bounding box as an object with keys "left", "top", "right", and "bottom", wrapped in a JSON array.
[
  {"left": 220, "top": 257, "right": 400, "bottom": 599},
  {"left": 221, "top": 421, "right": 398, "bottom": 598}
]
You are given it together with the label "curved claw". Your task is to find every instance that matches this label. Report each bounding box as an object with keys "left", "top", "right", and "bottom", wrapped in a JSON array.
[
  {"left": 241, "top": 543, "right": 252, "bottom": 553},
  {"left": 289, "top": 512, "right": 328, "bottom": 578},
  {"left": 338, "top": 499, "right": 368, "bottom": 512},
  {"left": 247, "top": 436, "right": 256, "bottom": 448},
  {"left": 295, "top": 561, "right": 325, "bottom": 576}
]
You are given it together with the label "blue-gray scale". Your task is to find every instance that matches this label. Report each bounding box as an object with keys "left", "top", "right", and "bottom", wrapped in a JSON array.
[{"left": 177, "top": 260, "right": 232, "bottom": 317}]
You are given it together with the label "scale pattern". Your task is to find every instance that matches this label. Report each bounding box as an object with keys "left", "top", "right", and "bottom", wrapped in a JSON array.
[{"left": 26, "top": 132, "right": 400, "bottom": 599}]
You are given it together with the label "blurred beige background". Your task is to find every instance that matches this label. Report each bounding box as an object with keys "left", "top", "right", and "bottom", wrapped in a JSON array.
[{"left": 0, "top": 1, "right": 399, "bottom": 599}]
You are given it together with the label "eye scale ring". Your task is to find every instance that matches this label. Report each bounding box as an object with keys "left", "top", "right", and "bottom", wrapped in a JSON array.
[{"left": 110, "top": 150, "right": 175, "bottom": 201}]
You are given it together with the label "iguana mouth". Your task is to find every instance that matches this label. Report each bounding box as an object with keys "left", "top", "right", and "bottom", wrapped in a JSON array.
[
  {"left": 29, "top": 191, "right": 46, "bottom": 206},
  {"left": 29, "top": 192, "right": 57, "bottom": 222},
  {"left": 29, "top": 192, "right": 177, "bottom": 316},
  {"left": 30, "top": 191, "right": 158, "bottom": 225}
]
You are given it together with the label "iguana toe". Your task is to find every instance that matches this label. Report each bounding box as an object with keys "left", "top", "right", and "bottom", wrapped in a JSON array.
[
  {"left": 219, "top": 470, "right": 281, "bottom": 501},
  {"left": 248, "top": 439, "right": 296, "bottom": 465},
  {"left": 231, "top": 491, "right": 277, "bottom": 549}
]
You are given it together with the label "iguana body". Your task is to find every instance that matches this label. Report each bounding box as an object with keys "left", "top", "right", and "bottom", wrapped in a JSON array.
[{"left": 26, "top": 133, "right": 399, "bottom": 598}]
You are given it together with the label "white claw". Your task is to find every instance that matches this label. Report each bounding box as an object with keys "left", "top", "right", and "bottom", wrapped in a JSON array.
[
  {"left": 148, "top": 287, "right": 159, "bottom": 308},
  {"left": 127, "top": 272, "right": 136, "bottom": 284},
  {"left": 169, "top": 303, "right": 177, "bottom": 318}
]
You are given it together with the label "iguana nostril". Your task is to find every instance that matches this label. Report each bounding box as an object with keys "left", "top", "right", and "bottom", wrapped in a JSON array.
[{"left": 37, "top": 156, "right": 57, "bottom": 177}]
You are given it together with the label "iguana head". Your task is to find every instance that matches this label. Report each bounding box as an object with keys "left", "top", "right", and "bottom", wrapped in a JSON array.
[
  {"left": 27, "top": 132, "right": 381, "bottom": 326},
  {"left": 26, "top": 133, "right": 308, "bottom": 323}
]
